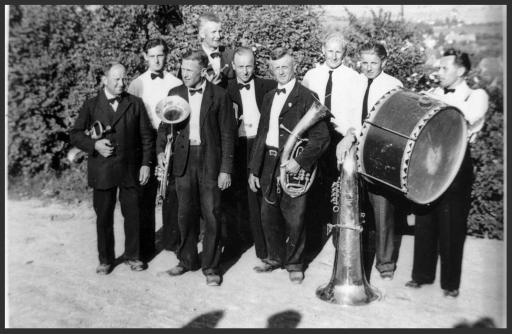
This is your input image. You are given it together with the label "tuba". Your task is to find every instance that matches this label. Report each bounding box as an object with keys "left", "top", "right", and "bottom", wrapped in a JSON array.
[
  {"left": 155, "top": 95, "right": 191, "bottom": 201},
  {"left": 316, "top": 142, "right": 381, "bottom": 306},
  {"left": 279, "top": 97, "right": 330, "bottom": 198}
]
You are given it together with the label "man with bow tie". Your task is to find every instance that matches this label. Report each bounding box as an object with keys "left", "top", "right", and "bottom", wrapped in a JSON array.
[
  {"left": 248, "top": 48, "right": 330, "bottom": 284},
  {"left": 70, "top": 63, "right": 155, "bottom": 275},
  {"left": 128, "top": 38, "right": 183, "bottom": 261},
  {"left": 156, "top": 50, "right": 235, "bottom": 286},
  {"left": 405, "top": 48, "right": 489, "bottom": 298},
  {"left": 223, "top": 47, "right": 276, "bottom": 262}
]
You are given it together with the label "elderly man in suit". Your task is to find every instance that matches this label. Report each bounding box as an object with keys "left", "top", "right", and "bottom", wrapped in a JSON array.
[
  {"left": 222, "top": 46, "right": 276, "bottom": 261},
  {"left": 248, "top": 47, "right": 330, "bottom": 284},
  {"left": 70, "top": 63, "right": 155, "bottom": 275},
  {"left": 156, "top": 50, "right": 236, "bottom": 286}
]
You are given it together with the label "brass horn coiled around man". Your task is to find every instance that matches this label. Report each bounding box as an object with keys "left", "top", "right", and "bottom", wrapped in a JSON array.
[{"left": 155, "top": 95, "right": 191, "bottom": 201}]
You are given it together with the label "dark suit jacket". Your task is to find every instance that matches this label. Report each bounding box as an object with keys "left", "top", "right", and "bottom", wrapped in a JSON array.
[
  {"left": 156, "top": 81, "right": 236, "bottom": 180},
  {"left": 70, "top": 90, "right": 155, "bottom": 190},
  {"left": 226, "top": 77, "right": 277, "bottom": 135},
  {"left": 249, "top": 80, "right": 330, "bottom": 178}
]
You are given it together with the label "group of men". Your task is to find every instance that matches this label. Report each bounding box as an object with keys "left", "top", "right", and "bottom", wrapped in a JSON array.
[{"left": 70, "top": 12, "right": 489, "bottom": 295}]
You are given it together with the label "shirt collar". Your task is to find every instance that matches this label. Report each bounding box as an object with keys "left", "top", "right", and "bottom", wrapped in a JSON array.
[
  {"left": 237, "top": 77, "right": 254, "bottom": 86},
  {"left": 189, "top": 79, "right": 207, "bottom": 93},
  {"left": 202, "top": 43, "right": 219, "bottom": 56},
  {"left": 277, "top": 78, "right": 296, "bottom": 92},
  {"left": 104, "top": 88, "right": 118, "bottom": 100}
]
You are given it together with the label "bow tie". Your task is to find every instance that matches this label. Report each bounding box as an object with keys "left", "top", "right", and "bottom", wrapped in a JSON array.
[
  {"left": 150, "top": 72, "right": 164, "bottom": 80},
  {"left": 189, "top": 88, "right": 203, "bottom": 95},
  {"left": 276, "top": 88, "right": 286, "bottom": 95},
  {"left": 238, "top": 83, "right": 250, "bottom": 90},
  {"left": 108, "top": 96, "right": 121, "bottom": 104},
  {"left": 210, "top": 52, "right": 220, "bottom": 59},
  {"left": 443, "top": 87, "right": 456, "bottom": 94}
]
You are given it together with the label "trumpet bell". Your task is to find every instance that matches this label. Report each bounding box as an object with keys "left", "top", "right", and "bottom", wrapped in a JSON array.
[
  {"left": 155, "top": 95, "right": 191, "bottom": 124},
  {"left": 67, "top": 147, "right": 86, "bottom": 163}
]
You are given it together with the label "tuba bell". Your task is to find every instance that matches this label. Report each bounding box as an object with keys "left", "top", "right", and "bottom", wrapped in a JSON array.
[
  {"left": 316, "top": 142, "right": 381, "bottom": 306},
  {"left": 279, "top": 97, "right": 330, "bottom": 198},
  {"left": 155, "top": 95, "right": 191, "bottom": 201}
]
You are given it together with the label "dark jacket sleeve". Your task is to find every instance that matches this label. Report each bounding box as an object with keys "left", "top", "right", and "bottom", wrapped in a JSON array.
[
  {"left": 294, "top": 91, "right": 331, "bottom": 172},
  {"left": 218, "top": 89, "right": 236, "bottom": 174},
  {"left": 69, "top": 99, "right": 96, "bottom": 155},
  {"left": 248, "top": 92, "right": 271, "bottom": 177},
  {"left": 137, "top": 98, "right": 155, "bottom": 167}
]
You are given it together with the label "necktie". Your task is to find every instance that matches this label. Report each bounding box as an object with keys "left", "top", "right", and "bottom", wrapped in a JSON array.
[
  {"left": 361, "top": 78, "right": 373, "bottom": 123},
  {"left": 189, "top": 88, "right": 203, "bottom": 95},
  {"left": 444, "top": 87, "right": 456, "bottom": 94},
  {"left": 108, "top": 96, "right": 121, "bottom": 104},
  {"left": 150, "top": 72, "right": 164, "bottom": 80},
  {"left": 324, "top": 70, "right": 333, "bottom": 111},
  {"left": 276, "top": 88, "right": 286, "bottom": 95},
  {"left": 238, "top": 83, "right": 250, "bottom": 90},
  {"left": 210, "top": 52, "right": 220, "bottom": 59}
]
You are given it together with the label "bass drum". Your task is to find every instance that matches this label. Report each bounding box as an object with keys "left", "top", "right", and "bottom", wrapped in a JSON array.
[{"left": 356, "top": 88, "right": 468, "bottom": 205}]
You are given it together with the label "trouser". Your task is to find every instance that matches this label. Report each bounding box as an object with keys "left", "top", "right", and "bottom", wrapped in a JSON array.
[
  {"left": 161, "top": 176, "right": 180, "bottom": 252},
  {"left": 139, "top": 171, "right": 157, "bottom": 262},
  {"left": 260, "top": 147, "right": 307, "bottom": 272},
  {"left": 175, "top": 146, "right": 222, "bottom": 275},
  {"left": 411, "top": 148, "right": 473, "bottom": 290},
  {"left": 93, "top": 186, "right": 141, "bottom": 264}
]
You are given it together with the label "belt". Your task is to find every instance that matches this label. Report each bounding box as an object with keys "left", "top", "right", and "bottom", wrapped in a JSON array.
[
  {"left": 266, "top": 146, "right": 278, "bottom": 157},
  {"left": 189, "top": 139, "right": 201, "bottom": 146}
]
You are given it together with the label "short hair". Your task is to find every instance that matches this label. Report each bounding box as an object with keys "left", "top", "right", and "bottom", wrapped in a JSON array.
[
  {"left": 233, "top": 46, "right": 254, "bottom": 60},
  {"left": 270, "top": 47, "right": 293, "bottom": 62},
  {"left": 181, "top": 49, "right": 209, "bottom": 68},
  {"left": 359, "top": 42, "right": 388, "bottom": 60},
  {"left": 198, "top": 12, "right": 221, "bottom": 32},
  {"left": 323, "top": 32, "right": 347, "bottom": 49},
  {"left": 143, "top": 38, "right": 169, "bottom": 54},
  {"left": 443, "top": 48, "right": 471, "bottom": 75},
  {"left": 101, "top": 62, "right": 125, "bottom": 77}
]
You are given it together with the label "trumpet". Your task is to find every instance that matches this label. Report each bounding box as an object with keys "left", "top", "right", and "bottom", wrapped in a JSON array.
[
  {"left": 155, "top": 95, "right": 191, "bottom": 201},
  {"left": 67, "top": 121, "right": 113, "bottom": 163}
]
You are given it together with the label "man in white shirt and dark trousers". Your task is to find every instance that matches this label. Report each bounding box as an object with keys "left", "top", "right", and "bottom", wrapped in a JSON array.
[
  {"left": 128, "top": 39, "right": 183, "bottom": 259},
  {"left": 405, "top": 48, "right": 489, "bottom": 298},
  {"left": 224, "top": 47, "right": 277, "bottom": 261}
]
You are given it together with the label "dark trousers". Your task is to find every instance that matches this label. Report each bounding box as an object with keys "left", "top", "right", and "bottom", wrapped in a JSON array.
[
  {"left": 161, "top": 176, "right": 180, "bottom": 252},
  {"left": 93, "top": 186, "right": 141, "bottom": 264},
  {"left": 260, "top": 148, "right": 307, "bottom": 272},
  {"left": 139, "top": 171, "right": 157, "bottom": 262},
  {"left": 175, "top": 146, "right": 222, "bottom": 275},
  {"left": 411, "top": 148, "right": 473, "bottom": 290}
]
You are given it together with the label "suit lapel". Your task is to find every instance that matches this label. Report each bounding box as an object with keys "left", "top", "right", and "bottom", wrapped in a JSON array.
[
  {"left": 111, "top": 92, "right": 132, "bottom": 127},
  {"left": 95, "top": 90, "right": 117, "bottom": 126},
  {"left": 279, "top": 81, "right": 300, "bottom": 117},
  {"left": 199, "top": 82, "right": 213, "bottom": 131},
  {"left": 254, "top": 78, "right": 265, "bottom": 111},
  {"left": 173, "top": 85, "right": 190, "bottom": 137}
]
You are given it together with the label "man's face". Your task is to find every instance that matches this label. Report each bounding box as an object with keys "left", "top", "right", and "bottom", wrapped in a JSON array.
[
  {"left": 437, "top": 55, "right": 464, "bottom": 88},
  {"left": 232, "top": 52, "right": 255, "bottom": 83},
  {"left": 200, "top": 21, "right": 222, "bottom": 49},
  {"left": 270, "top": 54, "right": 295, "bottom": 86},
  {"left": 323, "top": 39, "right": 344, "bottom": 69},
  {"left": 180, "top": 59, "right": 204, "bottom": 88},
  {"left": 103, "top": 65, "right": 127, "bottom": 96},
  {"left": 360, "top": 52, "right": 386, "bottom": 79},
  {"left": 144, "top": 45, "right": 166, "bottom": 73}
]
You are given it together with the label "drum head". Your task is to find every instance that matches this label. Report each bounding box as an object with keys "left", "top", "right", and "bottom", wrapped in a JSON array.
[{"left": 406, "top": 107, "right": 467, "bottom": 204}]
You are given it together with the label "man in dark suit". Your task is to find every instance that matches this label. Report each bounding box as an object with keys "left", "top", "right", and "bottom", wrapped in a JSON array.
[
  {"left": 156, "top": 50, "right": 235, "bottom": 286},
  {"left": 248, "top": 48, "right": 330, "bottom": 284},
  {"left": 223, "top": 46, "right": 276, "bottom": 262},
  {"left": 70, "top": 63, "right": 155, "bottom": 275}
]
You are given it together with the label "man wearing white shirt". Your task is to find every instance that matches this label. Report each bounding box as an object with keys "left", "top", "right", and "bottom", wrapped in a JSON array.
[
  {"left": 224, "top": 47, "right": 276, "bottom": 260},
  {"left": 249, "top": 48, "right": 330, "bottom": 284},
  {"left": 128, "top": 39, "right": 182, "bottom": 260},
  {"left": 406, "top": 49, "right": 489, "bottom": 298}
]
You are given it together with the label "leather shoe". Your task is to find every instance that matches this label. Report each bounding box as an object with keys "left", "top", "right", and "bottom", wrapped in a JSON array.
[
  {"left": 157, "top": 265, "right": 188, "bottom": 277},
  {"left": 125, "top": 259, "right": 147, "bottom": 271},
  {"left": 405, "top": 280, "right": 422, "bottom": 288},
  {"left": 380, "top": 271, "right": 394, "bottom": 281},
  {"left": 289, "top": 271, "right": 304, "bottom": 284},
  {"left": 443, "top": 289, "right": 459, "bottom": 298},
  {"left": 96, "top": 263, "right": 112, "bottom": 275},
  {"left": 253, "top": 262, "right": 281, "bottom": 273},
  {"left": 206, "top": 274, "right": 222, "bottom": 286}
]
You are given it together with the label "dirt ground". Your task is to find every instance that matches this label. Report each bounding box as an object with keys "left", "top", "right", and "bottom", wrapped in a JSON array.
[{"left": 6, "top": 198, "right": 506, "bottom": 328}]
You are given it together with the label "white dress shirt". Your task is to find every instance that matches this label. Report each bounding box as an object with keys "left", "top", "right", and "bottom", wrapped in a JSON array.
[
  {"left": 187, "top": 80, "right": 207, "bottom": 145},
  {"left": 428, "top": 80, "right": 489, "bottom": 142},
  {"left": 202, "top": 44, "right": 222, "bottom": 75},
  {"left": 266, "top": 78, "right": 296, "bottom": 147},
  {"left": 302, "top": 63, "right": 363, "bottom": 136},
  {"left": 104, "top": 88, "right": 119, "bottom": 112},
  {"left": 127, "top": 70, "right": 182, "bottom": 129},
  {"left": 238, "top": 79, "right": 260, "bottom": 138}
]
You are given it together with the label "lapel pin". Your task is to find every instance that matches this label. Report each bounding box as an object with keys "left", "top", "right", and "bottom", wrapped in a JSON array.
[{"left": 288, "top": 102, "right": 293, "bottom": 108}]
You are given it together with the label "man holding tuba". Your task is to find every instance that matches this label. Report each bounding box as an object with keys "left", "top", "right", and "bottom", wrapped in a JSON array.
[{"left": 248, "top": 47, "right": 330, "bottom": 284}]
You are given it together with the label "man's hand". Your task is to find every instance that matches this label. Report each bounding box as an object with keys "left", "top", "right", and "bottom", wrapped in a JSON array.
[
  {"left": 94, "top": 139, "right": 114, "bottom": 158},
  {"left": 336, "top": 131, "right": 356, "bottom": 169},
  {"left": 281, "top": 158, "right": 301, "bottom": 175},
  {"left": 155, "top": 152, "right": 166, "bottom": 182},
  {"left": 248, "top": 173, "right": 260, "bottom": 193},
  {"left": 139, "top": 166, "right": 150, "bottom": 185},
  {"left": 218, "top": 172, "right": 231, "bottom": 190}
]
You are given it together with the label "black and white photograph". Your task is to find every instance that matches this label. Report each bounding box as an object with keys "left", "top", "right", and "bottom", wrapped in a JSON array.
[{"left": 5, "top": 4, "right": 506, "bottom": 328}]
